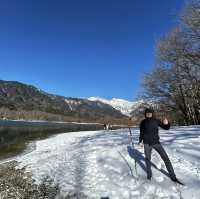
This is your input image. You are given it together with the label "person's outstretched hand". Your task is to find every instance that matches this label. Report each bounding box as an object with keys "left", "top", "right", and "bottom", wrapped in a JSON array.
[{"left": 163, "top": 118, "right": 169, "bottom": 125}]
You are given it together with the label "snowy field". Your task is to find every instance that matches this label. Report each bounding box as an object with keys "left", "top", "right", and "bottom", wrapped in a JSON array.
[{"left": 13, "top": 126, "right": 200, "bottom": 198}]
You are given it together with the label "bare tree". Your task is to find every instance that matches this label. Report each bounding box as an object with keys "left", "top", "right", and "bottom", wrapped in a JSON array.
[{"left": 141, "top": 0, "right": 200, "bottom": 125}]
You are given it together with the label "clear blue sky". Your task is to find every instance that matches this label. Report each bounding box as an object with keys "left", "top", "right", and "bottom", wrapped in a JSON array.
[{"left": 0, "top": 0, "right": 184, "bottom": 101}]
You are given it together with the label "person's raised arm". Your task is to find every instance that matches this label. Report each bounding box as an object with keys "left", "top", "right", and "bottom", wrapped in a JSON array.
[{"left": 158, "top": 118, "right": 170, "bottom": 130}]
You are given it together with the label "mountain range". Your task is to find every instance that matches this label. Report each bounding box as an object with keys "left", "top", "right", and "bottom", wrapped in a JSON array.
[
  {"left": 0, "top": 80, "right": 150, "bottom": 124},
  {"left": 88, "top": 97, "right": 146, "bottom": 116},
  {"left": 0, "top": 80, "right": 128, "bottom": 124}
]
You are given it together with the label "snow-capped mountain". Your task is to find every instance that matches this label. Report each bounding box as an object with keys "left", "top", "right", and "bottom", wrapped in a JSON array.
[{"left": 88, "top": 97, "right": 146, "bottom": 116}]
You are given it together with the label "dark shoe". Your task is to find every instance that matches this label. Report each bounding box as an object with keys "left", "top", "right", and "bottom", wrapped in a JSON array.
[
  {"left": 147, "top": 176, "right": 151, "bottom": 180},
  {"left": 170, "top": 176, "right": 177, "bottom": 181},
  {"left": 171, "top": 177, "right": 185, "bottom": 185}
]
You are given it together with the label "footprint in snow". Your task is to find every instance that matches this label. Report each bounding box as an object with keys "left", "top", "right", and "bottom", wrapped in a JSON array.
[{"left": 155, "top": 176, "right": 164, "bottom": 182}]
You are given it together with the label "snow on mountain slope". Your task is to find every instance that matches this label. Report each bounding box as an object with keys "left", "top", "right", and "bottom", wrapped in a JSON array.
[
  {"left": 88, "top": 97, "right": 145, "bottom": 116},
  {"left": 15, "top": 126, "right": 200, "bottom": 198}
]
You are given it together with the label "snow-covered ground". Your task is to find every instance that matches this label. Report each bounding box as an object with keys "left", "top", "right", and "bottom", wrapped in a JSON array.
[{"left": 14, "top": 126, "right": 200, "bottom": 198}]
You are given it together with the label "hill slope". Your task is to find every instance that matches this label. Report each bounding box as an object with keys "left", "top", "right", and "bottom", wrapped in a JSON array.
[{"left": 0, "top": 80, "right": 128, "bottom": 123}]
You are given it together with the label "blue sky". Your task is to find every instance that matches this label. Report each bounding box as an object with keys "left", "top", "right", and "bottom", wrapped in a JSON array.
[{"left": 0, "top": 0, "right": 184, "bottom": 101}]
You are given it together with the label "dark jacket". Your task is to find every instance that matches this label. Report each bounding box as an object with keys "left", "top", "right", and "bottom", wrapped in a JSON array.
[{"left": 139, "top": 118, "right": 170, "bottom": 145}]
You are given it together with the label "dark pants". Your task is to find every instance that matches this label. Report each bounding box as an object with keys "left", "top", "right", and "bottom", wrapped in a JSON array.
[{"left": 144, "top": 143, "right": 176, "bottom": 179}]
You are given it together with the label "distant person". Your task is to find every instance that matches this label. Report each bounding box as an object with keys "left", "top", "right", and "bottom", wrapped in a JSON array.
[
  {"left": 103, "top": 124, "right": 107, "bottom": 130},
  {"left": 106, "top": 123, "right": 110, "bottom": 130},
  {"left": 2, "top": 116, "right": 7, "bottom": 120},
  {"left": 139, "top": 108, "right": 182, "bottom": 184}
]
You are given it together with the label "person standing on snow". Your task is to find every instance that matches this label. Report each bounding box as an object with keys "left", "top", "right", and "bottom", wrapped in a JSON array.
[
  {"left": 139, "top": 108, "right": 180, "bottom": 183},
  {"left": 103, "top": 124, "right": 107, "bottom": 130}
]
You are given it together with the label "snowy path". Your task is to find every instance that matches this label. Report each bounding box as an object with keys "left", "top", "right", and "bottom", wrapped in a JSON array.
[{"left": 15, "top": 126, "right": 200, "bottom": 199}]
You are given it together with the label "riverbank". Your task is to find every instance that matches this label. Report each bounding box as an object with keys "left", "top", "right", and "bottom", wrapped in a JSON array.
[
  {"left": 0, "top": 120, "right": 105, "bottom": 160},
  {"left": 0, "top": 160, "right": 60, "bottom": 199}
]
